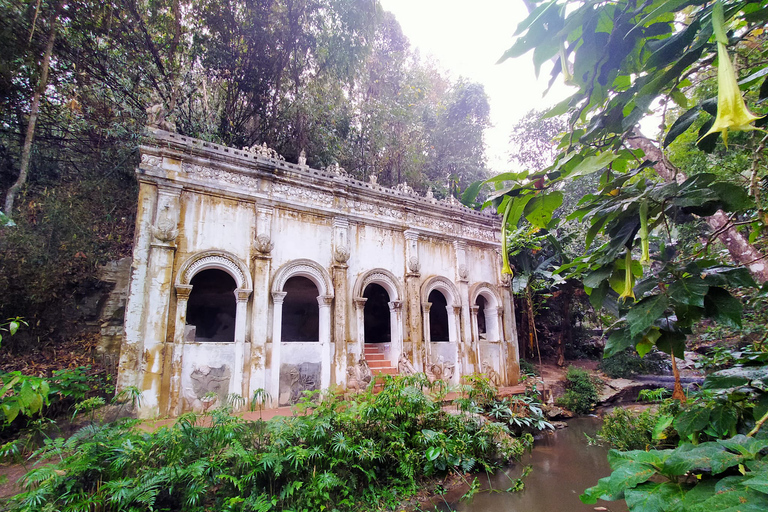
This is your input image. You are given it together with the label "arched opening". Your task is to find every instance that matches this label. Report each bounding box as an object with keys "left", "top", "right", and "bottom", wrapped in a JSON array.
[
  {"left": 476, "top": 295, "right": 487, "bottom": 341},
  {"left": 363, "top": 283, "right": 391, "bottom": 343},
  {"left": 281, "top": 276, "right": 320, "bottom": 342},
  {"left": 428, "top": 290, "right": 450, "bottom": 342},
  {"left": 186, "top": 269, "right": 237, "bottom": 342}
]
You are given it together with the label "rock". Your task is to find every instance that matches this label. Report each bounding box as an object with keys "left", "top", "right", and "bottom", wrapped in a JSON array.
[
  {"left": 551, "top": 421, "right": 568, "bottom": 429},
  {"left": 543, "top": 404, "right": 575, "bottom": 420}
]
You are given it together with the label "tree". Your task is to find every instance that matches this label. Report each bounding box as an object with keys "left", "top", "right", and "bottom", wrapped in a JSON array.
[{"left": 489, "top": 0, "right": 768, "bottom": 508}]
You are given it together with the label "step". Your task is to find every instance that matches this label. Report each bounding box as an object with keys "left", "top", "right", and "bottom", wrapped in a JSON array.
[
  {"left": 364, "top": 344, "right": 384, "bottom": 354},
  {"left": 364, "top": 353, "right": 387, "bottom": 362},
  {"left": 367, "top": 359, "right": 393, "bottom": 369},
  {"left": 372, "top": 367, "right": 398, "bottom": 376}
]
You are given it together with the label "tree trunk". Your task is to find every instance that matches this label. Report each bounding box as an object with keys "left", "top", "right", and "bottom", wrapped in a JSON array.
[
  {"left": 4, "top": 0, "right": 62, "bottom": 218},
  {"left": 627, "top": 133, "right": 768, "bottom": 283}
]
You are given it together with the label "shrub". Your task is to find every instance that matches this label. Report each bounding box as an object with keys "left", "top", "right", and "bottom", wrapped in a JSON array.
[
  {"left": 598, "top": 348, "right": 670, "bottom": 378},
  {"left": 9, "top": 375, "right": 533, "bottom": 512},
  {"left": 593, "top": 402, "right": 679, "bottom": 451},
  {"left": 556, "top": 366, "right": 602, "bottom": 414}
]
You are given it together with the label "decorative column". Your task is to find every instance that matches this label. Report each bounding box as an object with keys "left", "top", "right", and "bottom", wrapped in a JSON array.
[
  {"left": 250, "top": 206, "right": 274, "bottom": 401},
  {"left": 388, "top": 300, "right": 403, "bottom": 364},
  {"left": 141, "top": 184, "right": 182, "bottom": 417},
  {"left": 118, "top": 179, "right": 157, "bottom": 393},
  {"left": 450, "top": 304, "right": 463, "bottom": 383},
  {"left": 270, "top": 291, "right": 287, "bottom": 405},
  {"left": 318, "top": 295, "right": 334, "bottom": 390},
  {"left": 332, "top": 217, "right": 350, "bottom": 386},
  {"left": 168, "top": 284, "right": 192, "bottom": 416},
  {"left": 470, "top": 305, "right": 480, "bottom": 368},
  {"left": 404, "top": 230, "right": 423, "bottom": 369},
  {"left": 421, "top": 301, "right": 432, "bottom": 364},
  {"left": 454, "top": 240, "right": 472, "bottom": 373},
  {"left": 494, "top": 306, "right": 507, "bottom": 383},
  {"left": 233, "top": 288, "right": 252, "bottom": 400},
  {"left": 353, "top": 297, "right": 367, "bottom": 359},
  {"left": 500, "top": 273, "right": 520, "bottom": 385}
]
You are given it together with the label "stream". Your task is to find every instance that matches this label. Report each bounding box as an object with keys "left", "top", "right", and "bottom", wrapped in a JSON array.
[{"left": 431, "top": 417, "right": 629, "bottom": 512}]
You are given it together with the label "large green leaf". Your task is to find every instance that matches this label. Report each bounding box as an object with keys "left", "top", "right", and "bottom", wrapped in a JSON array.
[
  {"left": 686, "top": 477, "right": 768, "bottom": 512},
  {"left": 718, "top": 436, "right": 768, "bottom": 459},
  {"left": 674, "top": 408, "right": 711, "bottom": 440},
  {"left": 624, "top": 481, "right": 686, "bottom": 512},
  {"left": 703, "top": 366, "right": 768, "bottom": 390},
  {"left": 664, "top": 442, "right": 744, "bottom": 475},
  {"left": 668, "top": 278, "right": 708, "bottom": 308},
  {"left": 627, "top": 294, "right": 669, "bottom": 338},
  {"left": 704, "top": 287, "right": 743, "bottom": 328},
  {"left": 523, "top": 191, "right": 563, "bottom": 229},
  {"left": 655, "top": 329, "right": 687, "bottom": 358},
  {"left": 604, "top": 328, "right": 639, "bottom": 358}
]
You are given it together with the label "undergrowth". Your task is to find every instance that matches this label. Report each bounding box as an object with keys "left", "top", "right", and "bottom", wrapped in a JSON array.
[
  {"left": 556, "top": 366, "right": 603, "bottom": 415},
  {"left": 8, "top": 374, "right": 535, "bottom": 512}
]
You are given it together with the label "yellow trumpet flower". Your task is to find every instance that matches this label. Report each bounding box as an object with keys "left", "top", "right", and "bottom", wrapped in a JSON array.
[
  {"left": 699, "top": 1, "right": 764, "bottom": 147},
  {"left": 619, "top": 251, "right": 635, "bottom": 302},
  {"left": 639, "top": 200, "right": 651, "bottom": 266}
]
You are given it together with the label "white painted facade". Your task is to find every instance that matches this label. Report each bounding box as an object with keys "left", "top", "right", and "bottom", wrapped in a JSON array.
[{"left": 117, "top": 129, "right": 520, "bottom": 417}]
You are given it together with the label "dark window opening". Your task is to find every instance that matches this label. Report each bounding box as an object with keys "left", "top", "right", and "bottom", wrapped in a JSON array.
[
  {"left": 363, "top": 283, "right": 391, "bottom": 343},
  {"left": 186, "top": 269, "right": 237, "bottom": 342},
  {"left": 476, "top": 295, "right": 487, "bottom": 338},
  {"left": 428, "top": 290, "right": 450, "bottom": 342},
  {"left": 282, "top": 276, "right": 319, "bottom": 341}
]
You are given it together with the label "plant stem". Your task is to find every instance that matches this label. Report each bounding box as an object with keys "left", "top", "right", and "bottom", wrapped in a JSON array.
[{"left": 747, "top": 408, "right": 768, "bottom": 437}]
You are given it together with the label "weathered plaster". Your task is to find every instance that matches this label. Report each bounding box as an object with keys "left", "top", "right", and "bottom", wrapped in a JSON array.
[{"left": 118, "top": 129, "right": 520, "bottom": 416}]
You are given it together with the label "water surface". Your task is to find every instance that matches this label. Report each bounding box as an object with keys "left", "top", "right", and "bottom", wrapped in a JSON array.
[{"left": 440, "top": 417, "right": 629, "bottom": 512}]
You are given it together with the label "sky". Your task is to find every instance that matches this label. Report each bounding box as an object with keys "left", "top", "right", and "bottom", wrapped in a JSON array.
[{"left": 378, "top": 0, "right": 572, "bottom": 173}]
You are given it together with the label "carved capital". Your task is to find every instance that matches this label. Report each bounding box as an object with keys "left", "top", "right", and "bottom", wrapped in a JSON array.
[
  {"left": 254, "top": 234, "right": 274, "bottom": 255},
  {"left": 334, "top": 245, "right": 350, "bottom": 264},
  {"left": 452, "top": 305, "right": 462, "bottom": 316},
  {"left": 150, "top": 204, "right": 178, "bottom": 243},
  {"left": 175, "top": 284, "right": 193, "bottom": 302},
  {"left": 388, "top": 300, "right": 403, "bottom": 312},
  {"left": 470, "top": 305, "right": 479, "bottom": 314},
  {"left": 499, "top": 273, "right": 511, "bottom": 288},
  {"left": 234, "top": 288, "right": 252, "bottom": 303},
  {"left": 421, "top": 302, "right": 432, "bottom": 313},
  {"left": 317, "top": 294, "right": 334, "bottom": 307},
  {"left": 407, "top": 256, "right": 420, "bottom": 273},
  {"left": 353, "top": 297, "right": 368, "bottom": 310},
  {"left": 272, "top": 291, "right": 287, "bottom": 304}
]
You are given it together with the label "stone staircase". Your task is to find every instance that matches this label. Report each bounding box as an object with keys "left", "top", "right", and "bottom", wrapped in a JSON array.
[{"left": 364, "top": 344, "right": 398, "bottom": 378}]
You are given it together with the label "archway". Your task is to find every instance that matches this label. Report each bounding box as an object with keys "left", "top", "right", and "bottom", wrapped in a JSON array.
[
  {"left": 281, "top": 276, "right": 320, "bottom": 342},
  {"left": 428, "top": 290, "right": 450, "bottom": 342},
  {"left": 270, "top": 259, "right": 334, "bottom": 404},
  {"left": 363, "top": 283, "right": 391, "bottom": 343},
  {"left": 186, "top": 269, "right": 237, "bottom": 342}
]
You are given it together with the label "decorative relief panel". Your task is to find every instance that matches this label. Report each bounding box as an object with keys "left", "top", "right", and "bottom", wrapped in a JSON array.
[
  {"left": 463, "top": 224, "right": 497, "bottom": 243},
  {"left": 182, "top": 163, "right": 260, "bottom": 189},
  {"left": 348, "top": 199, "right": 404, "bottom": 220},
  {"left": 273, "top": 182, "right": 334, "bottom": 208},
  {"left": 140, "top": 154, "right": 162, "bottom": 171}
]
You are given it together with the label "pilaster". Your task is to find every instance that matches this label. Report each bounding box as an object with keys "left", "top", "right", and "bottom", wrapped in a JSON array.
[
  {"left": 250, "top": 206, "right": 273, "bottom": 400},
  {"left": 332, "top": 217, "right": 350, "bottom": 387},
  {"left": 404, "top": 230, "right": 423, "bottom": 368},
  {"left": 141, "top": 184, "right": 182, "bottom": 417}
]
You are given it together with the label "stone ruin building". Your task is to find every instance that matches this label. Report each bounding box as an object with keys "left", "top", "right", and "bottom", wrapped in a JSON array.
[{"left": 117, "top": 128, "right": 520, "bottom": 417}]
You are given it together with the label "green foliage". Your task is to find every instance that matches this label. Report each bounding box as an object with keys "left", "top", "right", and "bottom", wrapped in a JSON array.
[
  {"left": 8, "top": 376, "right": 532, "bottom": 512},
  {"left": 581, "top": 436, "right": 768, "bottom": 511},
  {"left": 0, "top": 373, "right": 49, "bottom": 424},
  {"left": 556, "top": 366, "right": 603, "bottom": 415},
  {"left": 599, "top": 348, "right": 670, "bottom": 378},
  {"left": 595, "top": 401, "right": 680, "bottom": 451},
  {"left": 583, "top": 357, "right": 768, "bottom": 510}
]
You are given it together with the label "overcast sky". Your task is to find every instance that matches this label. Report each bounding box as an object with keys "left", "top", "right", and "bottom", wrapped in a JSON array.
[{"left": 378, "top": 0, "right": 572, "bottom": 173}]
